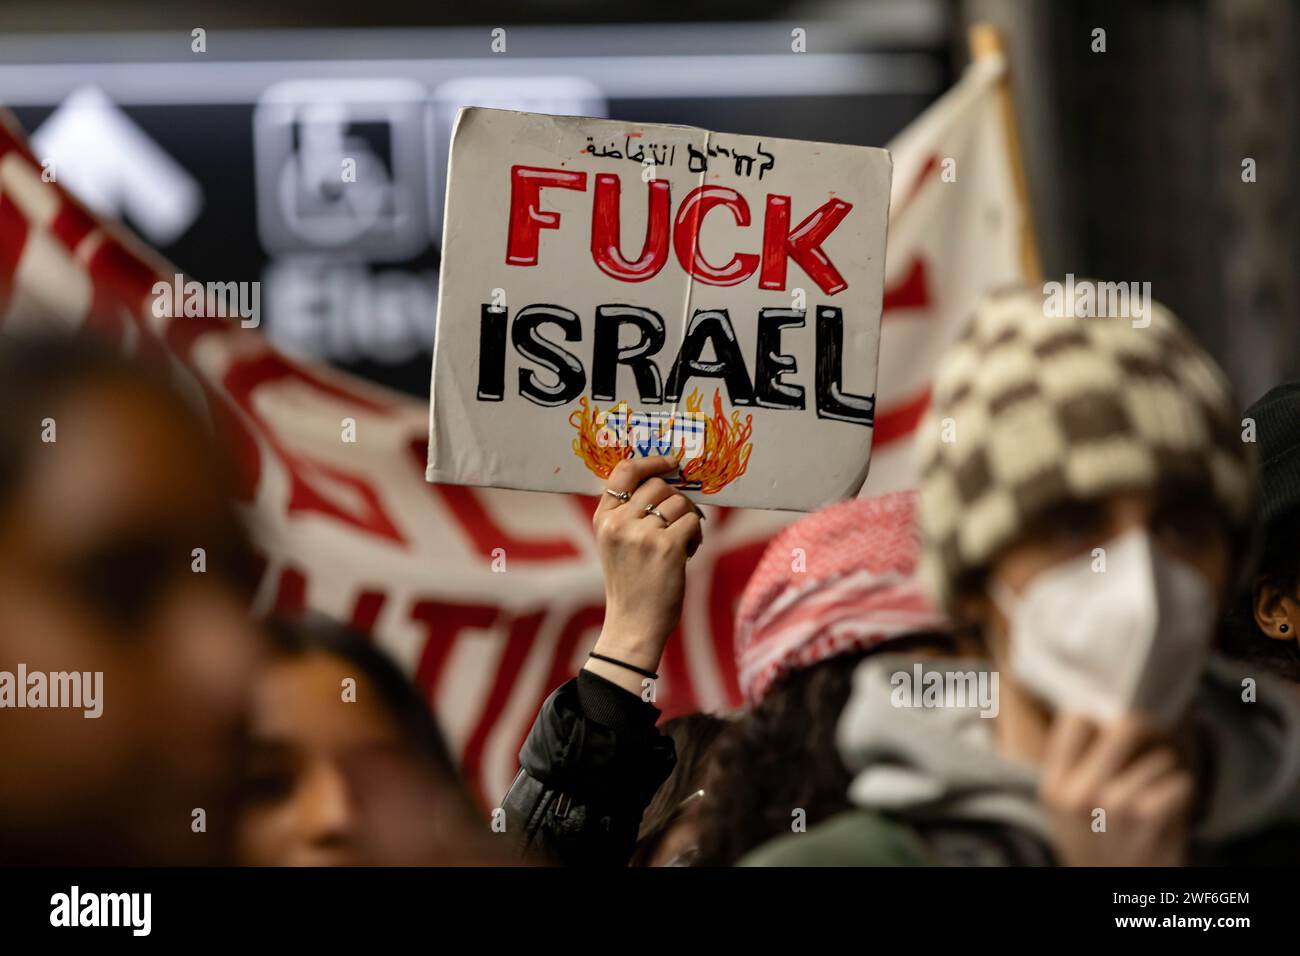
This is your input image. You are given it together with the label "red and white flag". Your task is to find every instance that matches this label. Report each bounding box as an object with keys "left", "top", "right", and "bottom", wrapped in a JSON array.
[
  {"left": 866, "top": 50, "right": 1031, "bottom": 494},
  {"left": 0, "top": 51, "right": 1029, "bottom": 804}
]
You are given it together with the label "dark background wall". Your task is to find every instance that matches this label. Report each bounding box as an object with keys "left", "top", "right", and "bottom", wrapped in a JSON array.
[{"left": 964, "top": 0, "right": 1299, "bottom": 405}]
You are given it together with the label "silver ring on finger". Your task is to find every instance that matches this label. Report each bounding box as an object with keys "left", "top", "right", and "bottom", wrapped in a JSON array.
[
  {"left": 604, "top": 488, "right": 631, "bottom": 504},
  {"left": 644, "top": 505, "right": 669, "bottom": 526}
]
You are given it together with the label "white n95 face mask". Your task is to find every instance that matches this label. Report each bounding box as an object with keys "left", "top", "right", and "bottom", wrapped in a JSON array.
[{"left": 992, "top": 528, "right": 1215, "bottom": 728}]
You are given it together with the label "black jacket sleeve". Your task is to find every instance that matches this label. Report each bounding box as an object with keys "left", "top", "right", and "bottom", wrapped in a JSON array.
[{"left": 500, "top": 670, "right": 677, "bottom": 866}]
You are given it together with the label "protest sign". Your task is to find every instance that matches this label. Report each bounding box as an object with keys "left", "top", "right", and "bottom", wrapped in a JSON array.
[{"left": 427, "top": 107, "right": 892, "bottom": 510}]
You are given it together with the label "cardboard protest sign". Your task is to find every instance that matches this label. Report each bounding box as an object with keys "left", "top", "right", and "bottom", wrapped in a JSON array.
[{"left": 426, "top": 107, "right": 892, "bottom": 511}]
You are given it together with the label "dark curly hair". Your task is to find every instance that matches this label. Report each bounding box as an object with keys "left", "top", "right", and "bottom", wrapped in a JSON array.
[
  {"left": 691, "top": 631, "right": 957, "bottom": 866},
  {"left": 629, "top": 712, "right": 729, "bottom": 867}
]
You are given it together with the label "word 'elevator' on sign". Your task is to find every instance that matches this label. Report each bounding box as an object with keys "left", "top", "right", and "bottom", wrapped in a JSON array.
[{"left": 426, "top": 107, "right": 892, "bottom": 511}]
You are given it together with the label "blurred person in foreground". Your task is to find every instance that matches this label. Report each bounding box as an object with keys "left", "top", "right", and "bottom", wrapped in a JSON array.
[
  {"left": 749, "top": 286, "right": 1300, "bottom": 866},
  {"left": 1220, "top": 382, "right": 1300, "bottom": 681},
  {"left": 237, "top": 616, "right": 509, "bottom": 865},
  {"left": 693, "top": 491, "right": 959, "bottom": 866},
  {"left": 0, "top": 334, "right": 264, "bottom": 864}
]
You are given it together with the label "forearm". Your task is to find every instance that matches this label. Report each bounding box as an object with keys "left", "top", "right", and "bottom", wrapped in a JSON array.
[
  {"left": 504, "top": 454, "right": 695, "bottom": 863},
  {"left": 582, "top": 623, "right": 664, "bottom": 697}
]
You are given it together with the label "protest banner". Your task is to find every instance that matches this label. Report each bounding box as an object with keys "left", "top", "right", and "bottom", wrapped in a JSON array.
[{"left": 426, "top": 108, "right": 892, "bottom": 511}]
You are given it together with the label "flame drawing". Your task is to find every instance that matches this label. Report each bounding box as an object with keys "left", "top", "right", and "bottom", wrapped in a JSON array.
[
  {"left": 568, "top": 388, "right": 753, "bottom": 494},
  {"left": 679, "top": 388, "right": 754, "bottom": 493},
  {"left": 569, "top": 395, "right": 634, "bottom": 477}
]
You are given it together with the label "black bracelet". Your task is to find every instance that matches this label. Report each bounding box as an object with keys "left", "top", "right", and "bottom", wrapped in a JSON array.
[{"left": 588, "top": 651, "right": 658, "bottom": 680}]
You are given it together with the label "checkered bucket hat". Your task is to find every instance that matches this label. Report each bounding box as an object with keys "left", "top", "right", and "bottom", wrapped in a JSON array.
[{"left": 916, "top": 284, "right": 1257, "bottom": 613}]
